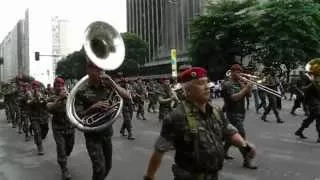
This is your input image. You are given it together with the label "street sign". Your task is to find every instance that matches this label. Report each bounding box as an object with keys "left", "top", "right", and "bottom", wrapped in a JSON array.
[{"left": 171, "top": 49, "right": 177, "bottom": 78}]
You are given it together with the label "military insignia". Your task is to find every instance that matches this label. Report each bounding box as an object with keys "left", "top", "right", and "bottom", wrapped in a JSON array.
[{"left": 191, "top": 71, "right": 197, "bottom": 78}]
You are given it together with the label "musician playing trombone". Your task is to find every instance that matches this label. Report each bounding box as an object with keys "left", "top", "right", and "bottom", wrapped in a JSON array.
[
  {"left": 221, "top": 64, "right": 258, "bottom": 169},
  {"left": 47, "top": 77, "right": 75, "bottom": 180},
  {"left": 75, "top": 61, "right": 130, "bottom": 180}
]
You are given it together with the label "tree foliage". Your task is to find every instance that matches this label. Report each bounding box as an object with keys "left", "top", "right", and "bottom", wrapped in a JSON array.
[
  {"left": 55, "top": 32, "right": 148, "bottom": 79},
  {"left": 190, "top": 0, "right": 320, "bottom": 75}
]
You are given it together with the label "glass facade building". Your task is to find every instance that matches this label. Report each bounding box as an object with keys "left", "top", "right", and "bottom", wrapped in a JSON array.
[{"left": 127, "top": 0, "right": 205, "bottom": 67}]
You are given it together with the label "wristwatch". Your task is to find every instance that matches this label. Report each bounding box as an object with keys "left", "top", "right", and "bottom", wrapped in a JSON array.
[{"left": 143, "top": 175, "right": 152, "bottom": 180}]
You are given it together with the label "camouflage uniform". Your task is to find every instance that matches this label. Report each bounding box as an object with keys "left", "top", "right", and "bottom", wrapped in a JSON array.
[
  {"left": 154, "top": 101, "right": 238, "bottom": 180},
  {"left": 76, "top": 84, "right": 114, "bottom": 180},
  {"left": 147, "top": 82, "right": 157, "bottom": 113},
  {"left": 27, "top": 90, "right": 49, "bottom": 155},
  {"left": 133, "top": 81, "right": 147, "bottom": 120},
  {"left": 120, "top": 82, "right": 135, "bottom": 140},
  {"left": 47, "top": 92, "right": 75, "bottom": 179},
  {"left": 19, "top": 88, "right": 31, "bottom": 141},
  {"left": 158, "top": 84, "right": 173, "bottom": 122}
]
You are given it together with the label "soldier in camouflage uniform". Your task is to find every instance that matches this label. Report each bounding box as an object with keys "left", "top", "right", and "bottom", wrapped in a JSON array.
[
  {"left": 221, "top": 64, "right": 257, "bottom": 169},
  {"left": 133, "top": 78, "right": 147, "bottom": 120},
  {"left": 3, "top": 83, "right": 12, "bottom": 123},
  {"left": 75, "top": 62, "right": 130, "bottom": 180},
  {"left": 8, "top": 80, "right": 19, "bottom": 128},
  {"left": 119, "top": 78, "right": 135, "bottom": 140},
  {"left": 158, "top": 78, "right": 176, "bottom": 122},
  {"left": 144, "top": 67, "right": 256, "bottom": 180},
  {"left": 16, "top": 81, "right": 26, "bottom": 134},
  {"left": 47, "top": 77, "right": 75, "bottom": 180},
  {"left": 147, "top": 80, "right": 157, "bottom": 113},
  {"left": 27, "top": 80, "right": 49, "bottom": 155},
  {"left": 19, "top": 82, "right": 32, "bottom": 141}
]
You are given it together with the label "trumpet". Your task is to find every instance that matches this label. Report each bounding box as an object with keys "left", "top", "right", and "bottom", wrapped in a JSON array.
[{"left": 226, "top": 70, "right": 282, "bottom": 98}]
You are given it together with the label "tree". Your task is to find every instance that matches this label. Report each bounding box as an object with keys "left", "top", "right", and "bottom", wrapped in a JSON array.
[
  {"left": 189, "top": 0, "right": 258, "bottom": 79},
  {"left": 56, "top": 33, "right": 148, "bottom": 79},
  {"left": 56, "top": 47, "right": 86, "bottom": 80},
  {"left": 118, "top": 32, "right": 148, "bottom": 75},
  {"left": 189, "top": 0, "right": 320, "bottom": 78},
  {"left": 249, "top": 0, "right": 320, "bottom": 68}
]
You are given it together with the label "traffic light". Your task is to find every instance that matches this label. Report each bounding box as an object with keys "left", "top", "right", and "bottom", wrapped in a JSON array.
[{"left": 35, "top": 52, "right": 40, "bottom": 61}]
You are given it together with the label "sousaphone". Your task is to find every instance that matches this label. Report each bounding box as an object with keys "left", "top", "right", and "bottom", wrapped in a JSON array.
[{"left": 66, "top": 21, "right": 125, "bottom": 132}]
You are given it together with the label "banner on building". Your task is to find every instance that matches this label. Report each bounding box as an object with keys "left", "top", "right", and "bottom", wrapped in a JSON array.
[{"left": 171, "top": 49, "right": 177, "bottom": 78}]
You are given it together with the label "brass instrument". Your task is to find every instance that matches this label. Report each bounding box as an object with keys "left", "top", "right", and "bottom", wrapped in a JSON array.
[
  {"left": 226, "top": 70, "right": 282, "bottom": 98},
  {"left": 66, "top": 21, "right": 125, "bottom": 132}
]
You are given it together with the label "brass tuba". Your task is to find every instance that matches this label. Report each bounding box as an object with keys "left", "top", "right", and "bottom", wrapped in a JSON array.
[{"left": 66, "top": 21, "right": 125, "bottom": 132}]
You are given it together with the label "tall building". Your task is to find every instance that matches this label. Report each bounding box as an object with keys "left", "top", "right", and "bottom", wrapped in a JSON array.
[
  {"left": 0, "top": 20, "right": 25, "bottom": 81},
  {"left": 51, "top": 17, "right": 74, "bottom": 78},
  {"left": 127, "top": 0, "right": 205, "bottom": 68}
]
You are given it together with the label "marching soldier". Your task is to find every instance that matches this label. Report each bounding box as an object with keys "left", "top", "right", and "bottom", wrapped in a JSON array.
[
  {"left": 119, "top": 78, "right": 135, "bottom": 140},
  {"left": 134, "top": 78, "right": 147, "bottom": 120},
  {"left": 261, "top": 70, "right": 284, "bottom": 123},
  {"left": 27, "top": 80, "right": 49, "bottom": 155},
  {"left": 295, "top": 58, "right": 320, "bottom": 142},
  {"left": 221, "top": 64, "right": 257, "bottom": 169},
  {"left": 47, "top": 77, "right": 75, "bottom": 180},
  {"left": 147, "top": 80, "right": 157, "bottom": 113},
  {"left": 144, "top": 67, "right": 256, "bottom": 180},
  {"left": 20, "top": 82, "right": 32, "bottom": 141},
  {"left": 158, "top": 78, "right": 176, "bottom": 122},
  {"left": 75, "top": 62, "right": 130, "bottom": 180}
]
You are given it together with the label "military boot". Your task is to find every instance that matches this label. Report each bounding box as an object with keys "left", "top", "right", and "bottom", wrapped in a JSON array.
[
  {"left": 37, "top": 144, "right": 44, "bottom": 156},
  {"left": 59, "top": 161, "right": 72, "bottom": 180},
  {"left": 243, "top": 159, "right": 258, "bottom": 170},
  {"left": 127, "top": 131, "right": 135, "bottom": 140},
  {"left": 294, "top": 128, "right": 307, "bottom": 139},
  {"left": 261, "top": 115, "right": 268, "bottom": 122}
]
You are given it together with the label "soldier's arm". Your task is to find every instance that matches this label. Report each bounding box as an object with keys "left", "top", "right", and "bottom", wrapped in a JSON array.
[
  {"left": 222, "top": 82, "right": 250, "bottom": 102},
  {"left": 145, "top": 113, "right": 176, "bottom": 179},
  {"left": 158, "top": 95, "right": 173, "bottom": 104}
]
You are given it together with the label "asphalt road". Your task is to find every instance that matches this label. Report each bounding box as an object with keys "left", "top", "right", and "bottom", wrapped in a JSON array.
[{"left": 0, "top": 98, "right": 319, "bottom": 180}]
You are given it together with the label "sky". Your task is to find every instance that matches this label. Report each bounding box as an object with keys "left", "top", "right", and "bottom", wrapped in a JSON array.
[
  {"left": 0, "top": 0, "right": 127, "bottom": 85},
  {"left": 0, "top": 0, "right": 127, "bottom": 41}
]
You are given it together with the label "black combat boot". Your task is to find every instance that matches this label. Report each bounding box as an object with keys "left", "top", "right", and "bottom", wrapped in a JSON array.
[
  {"left": 243, "top": 159, "right": 258, "bottom": 169},
  {"left": 37, "top": 144, "right": 44, "bottom": 156},
  {"left": 120, "top": 129, "right": 127, "bottom": 136},
  {"left": 127, "top": 131, "right": 135, "bottom": 140},
  {"left": 277, "top": 119, "right": 284, "bottom": 124},
  {"left": 261, "top": 115, "right": 268, "bottom": 122},
  {"left": 294, "top": 128, "right": 307, "bottom": 139},
  {"left": 59, "top": 161, "right": 72, "bottom": 180}
]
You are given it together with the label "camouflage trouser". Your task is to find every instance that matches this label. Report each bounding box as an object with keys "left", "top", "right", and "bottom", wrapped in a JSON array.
[
  {"left": 224, "top": 113, "right": 247, "bottom": 158},
  {"left": 172, "top": 164, "right": 218, "bottom": 180},
  {"left": 4, "top": 104, "right": 10, "bottom": 122},
  {"left": 21, "top": 111, "right": 30, "bottom": 137},
  {"left": 52, "top": 129, "right": 75, "bottom": 168},
  {"left": 84, "top": 134, "right": 112, "bottom": 180},
  {"left": 136, "top": 100, "right": 145, "bottom": 119},
  {"left": 30, "top": 120, "right": 49, "bottom": 146},
  {"left": 121, "top": 108, "right": 133, "bottom": 135},
  {"left": 158, "top": 106, "right": 171, "bottom": 122},
  {"left": 148, "top": 95, "right": 157, "bottom": 112}
]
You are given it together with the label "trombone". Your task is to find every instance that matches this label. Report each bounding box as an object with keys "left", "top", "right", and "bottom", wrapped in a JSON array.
[{"left": 226, "top": 70, "right": 282, "bottom": 98}]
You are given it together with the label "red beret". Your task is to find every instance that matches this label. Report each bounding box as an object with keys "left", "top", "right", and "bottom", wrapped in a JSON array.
[
  {"left": 54, "top": 77, "right": 65, "bottom": 85},
  {"left": 31, "top": 80, "right": 41, "bottom": 87},
  {"left": 179, "top": 67, "right": 207, "bottom": 83},
  {"left": 231, "top": 64, "right": 243, "bottom": 72}
]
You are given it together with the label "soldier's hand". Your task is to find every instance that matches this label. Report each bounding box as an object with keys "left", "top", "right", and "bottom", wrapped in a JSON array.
[{"left": 90, "top": 101, "right": 110, "bottom": 111}]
